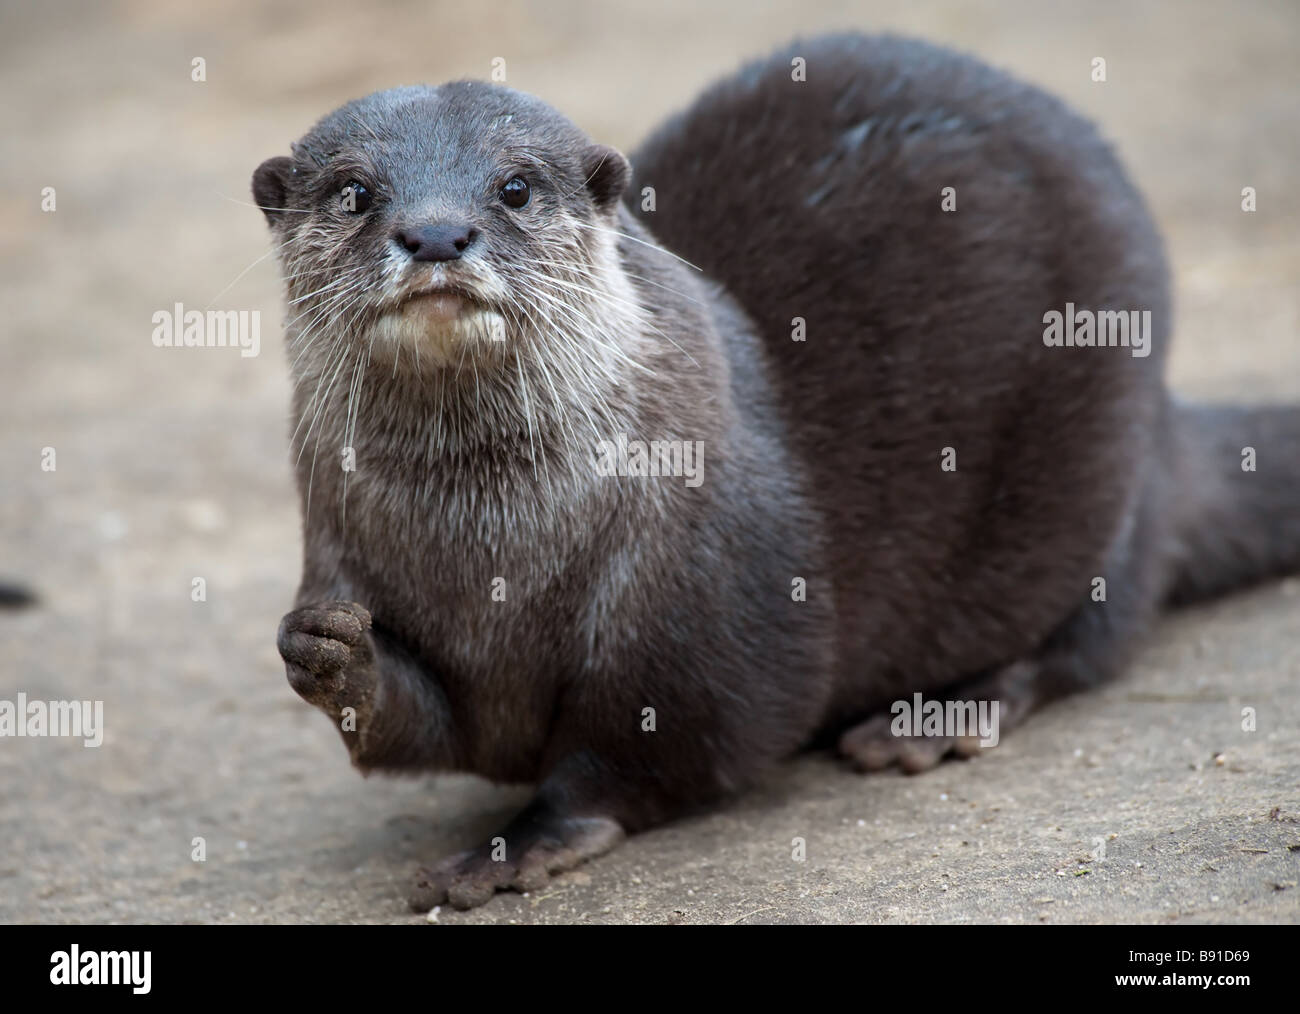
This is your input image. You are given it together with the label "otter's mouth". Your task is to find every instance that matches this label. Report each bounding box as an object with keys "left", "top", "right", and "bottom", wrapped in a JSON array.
[
  {"left": 371, "top": 279, "right": 507, "bottom": 363},
  {"left": 396, "top": 284, "right": 485, "bottom": 325}
]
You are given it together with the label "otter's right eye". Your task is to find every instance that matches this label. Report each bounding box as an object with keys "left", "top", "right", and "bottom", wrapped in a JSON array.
[{"left": 340, "top": 182, "right": 372, "bottom": 214}]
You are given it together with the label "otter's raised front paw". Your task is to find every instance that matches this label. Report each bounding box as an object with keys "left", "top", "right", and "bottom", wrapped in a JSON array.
[
  {"left": 277, "top": 600, "right": 373, "bottom": 706},
  {"left": 407, "top": 814, "right": 624, "bottom": 912}
]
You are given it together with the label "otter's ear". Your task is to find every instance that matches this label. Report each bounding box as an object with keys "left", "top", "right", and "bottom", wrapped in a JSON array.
[
  {"left": 251, "top": 156, "right": 294, "bottom": 225},
  {"left": 581, "top": 144, "right": 630, "bottom": 211}
]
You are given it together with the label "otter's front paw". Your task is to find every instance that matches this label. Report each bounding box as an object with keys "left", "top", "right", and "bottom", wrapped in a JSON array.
[
  {"left": 277, "top": 600, "right": 374, "bottom": 708},
  {"left": 408, "top": 813, "right": 624, "bottom": 912}
]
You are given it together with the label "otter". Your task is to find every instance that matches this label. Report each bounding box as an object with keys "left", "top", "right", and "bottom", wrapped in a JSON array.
[{"left": 252, "top": 33, "right": 1300, "bottom": 912}]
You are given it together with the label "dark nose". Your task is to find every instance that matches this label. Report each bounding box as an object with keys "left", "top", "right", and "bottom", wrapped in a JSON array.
[{"left": 394, "top": 222, "right": 478, "bottom": 262}]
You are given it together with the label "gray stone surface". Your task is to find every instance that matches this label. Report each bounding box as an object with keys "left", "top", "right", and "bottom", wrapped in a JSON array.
[{"left": 2, "top": 0, "right": 1297, "bottom": 924}]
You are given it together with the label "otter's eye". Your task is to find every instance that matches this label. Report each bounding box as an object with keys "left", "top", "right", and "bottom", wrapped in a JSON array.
[
  {"left": 340, "top": 182, "right": 371, "bottom": 214},
  {"left": 500, "top": 176, "right": 530, "bottom": 209}
]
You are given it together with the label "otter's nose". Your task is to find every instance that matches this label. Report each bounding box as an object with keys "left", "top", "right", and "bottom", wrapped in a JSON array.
[{"left": 395, "top": 223, "right": 479, "bottom": 262}]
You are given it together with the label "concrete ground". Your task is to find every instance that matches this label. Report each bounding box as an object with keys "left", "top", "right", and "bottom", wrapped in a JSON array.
[{"left": 1, "top": 0, "right": 1297, "bottom": 924}]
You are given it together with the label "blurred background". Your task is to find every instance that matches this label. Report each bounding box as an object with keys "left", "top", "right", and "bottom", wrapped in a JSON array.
[{"left": 2, "top": 0, "right": 1297, "bottom": 924}]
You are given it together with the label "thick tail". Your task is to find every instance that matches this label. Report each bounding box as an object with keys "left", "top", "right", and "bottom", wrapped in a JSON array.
[{"left": 1164, "top": 402, "right": 1300, "bottom": 605}]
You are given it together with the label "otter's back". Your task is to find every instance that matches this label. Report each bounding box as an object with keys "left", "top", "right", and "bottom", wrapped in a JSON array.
[{"left": 628, "top": 33, "right": 1172, "bottom": 714}]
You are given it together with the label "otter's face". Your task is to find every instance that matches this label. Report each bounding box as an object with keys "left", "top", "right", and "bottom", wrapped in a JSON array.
[{"left": 251, "top": 82, "right": 631, "bottom": 371}]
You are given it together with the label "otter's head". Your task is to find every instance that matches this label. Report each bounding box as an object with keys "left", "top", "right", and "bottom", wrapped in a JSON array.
[{"left": 252, "top": 82, "right": 637, "bottom": 375}]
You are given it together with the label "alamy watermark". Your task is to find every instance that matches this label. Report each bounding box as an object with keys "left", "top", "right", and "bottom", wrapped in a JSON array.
[
  {"left": 594, "top": 433, "right": 704, "bottom": 488},
  {"left": 1042, "top": 303, "right": 1152, "bottom": 358},
  {"left": 890, "top": 692, "right": 1000, "bottom": 747},
  {"left": 151, "top": 302, "right": 260, "bottom": 357},
  {"left": 50, "top": 946, "right": 150, "bottom": 993},
  {"left": 0, "top": 693, "right": 104, "bottom": 747}
]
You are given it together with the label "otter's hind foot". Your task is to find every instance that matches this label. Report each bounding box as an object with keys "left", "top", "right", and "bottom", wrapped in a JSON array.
[{"left": 838, "top": 660, "right": 1040, "bottom": 774}]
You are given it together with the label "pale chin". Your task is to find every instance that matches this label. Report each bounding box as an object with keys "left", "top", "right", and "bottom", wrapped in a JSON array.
[{"left": 373, "top": 298, "right": 509, "bottom": 366}]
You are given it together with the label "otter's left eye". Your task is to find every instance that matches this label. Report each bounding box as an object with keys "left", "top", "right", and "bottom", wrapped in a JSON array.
[
  {"left": 340, "top": 182, "right": 371, "bottom": 213},
  {"left": 500, "top": 176, "right": 530, "bottom": 209}
]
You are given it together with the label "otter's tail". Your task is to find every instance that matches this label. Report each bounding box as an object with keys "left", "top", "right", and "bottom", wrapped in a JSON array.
[{"left": 1164, "top": 403, "right": 1300, "bottom": 605}]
